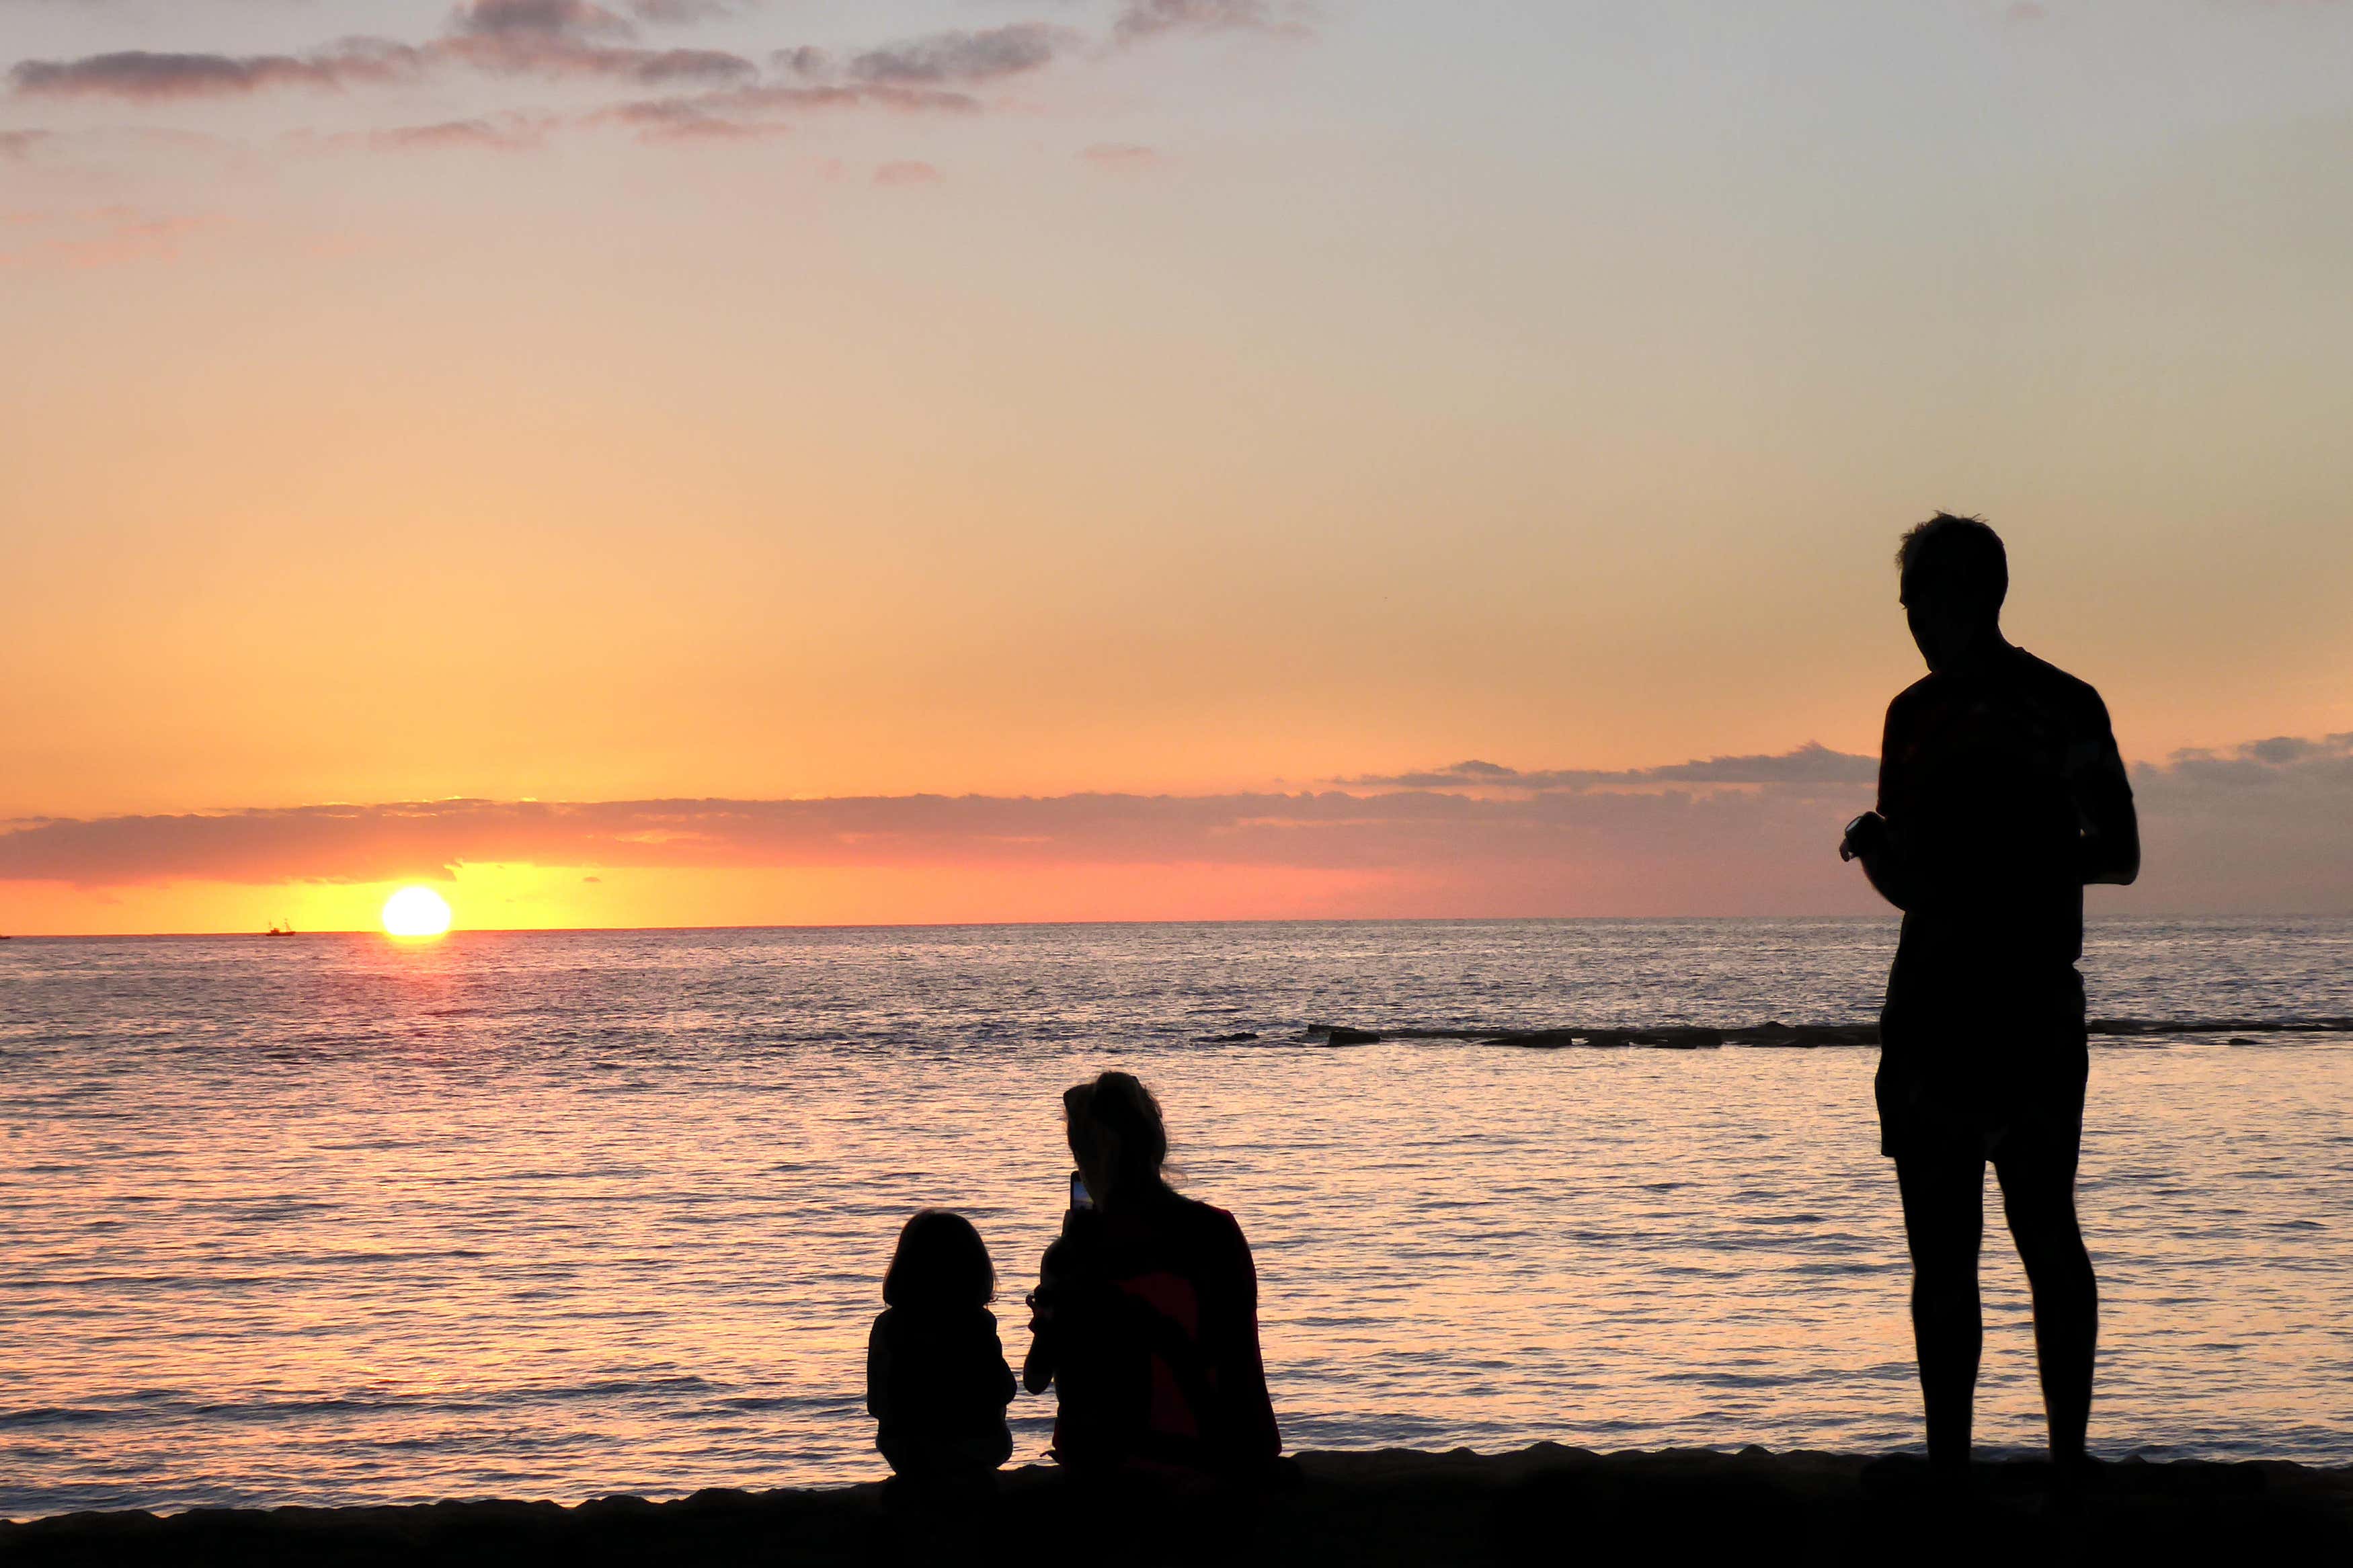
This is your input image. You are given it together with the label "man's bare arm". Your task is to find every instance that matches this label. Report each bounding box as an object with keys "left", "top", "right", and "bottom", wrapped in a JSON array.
[
  {"left": 2080, "top": 710, "right": 2137, "bottom": 884},
  {"left": 2077, "top": 747, "right": 2139, "bottom": 886}
]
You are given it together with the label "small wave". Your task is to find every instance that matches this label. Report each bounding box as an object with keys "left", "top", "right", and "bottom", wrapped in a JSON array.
[
  {"left": 0, "top": 1407, "right": 112, "bottom": 1430},
  {"left": 1277, "top": 1017, "right": 2353, "bottom": 1049},
  {"left": 2089, "top": 1016, "right": 2353, "bottom": 1036},
  {"left": 518, "top": 1376, "right": 717, "bottom": 1404},
  {"left": 35, "top": 1378, "right": 727, "bottom": 1429}
]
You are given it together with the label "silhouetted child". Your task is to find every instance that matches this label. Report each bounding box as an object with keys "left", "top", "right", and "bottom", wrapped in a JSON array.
[{"left": 868, "top": 1210, "right": 1016, "bottom": 1485}]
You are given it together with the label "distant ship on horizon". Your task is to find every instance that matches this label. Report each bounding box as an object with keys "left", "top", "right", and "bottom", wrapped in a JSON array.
[{"left": 266, "top": 921, "right": 295, "bottom": 937}]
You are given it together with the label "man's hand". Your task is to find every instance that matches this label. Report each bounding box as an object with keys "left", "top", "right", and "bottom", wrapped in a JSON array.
[
  {"left": 1841, "top": 811, "right": 1911, "bottom": 910},
  {"left": 1840, "top": 811, "right": 1890, "bottom": 864}
]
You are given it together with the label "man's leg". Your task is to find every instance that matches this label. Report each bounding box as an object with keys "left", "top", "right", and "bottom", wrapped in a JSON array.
[
  {"left": 1895, "top": 1151, "right": 1985, "bottom": 1468},
  {"left": 1995, "top": 1143, "right": 2098, "bottom": 1467}
]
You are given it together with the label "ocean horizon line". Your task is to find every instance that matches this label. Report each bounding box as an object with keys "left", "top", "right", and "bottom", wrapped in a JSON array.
[{"left": 11, "top": 909, "right": 2343, "bottom": 942}]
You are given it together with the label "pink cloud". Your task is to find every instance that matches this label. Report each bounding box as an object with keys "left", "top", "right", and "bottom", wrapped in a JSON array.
[
  {"left": 873, "top": 159, "right": 943, "bottom": 186},
  {"left": 0, "top": 207, "right": 218, "bottom": 271},
  {"left": 1081, "top": 142, "right": 1160, "bottom": 172}
]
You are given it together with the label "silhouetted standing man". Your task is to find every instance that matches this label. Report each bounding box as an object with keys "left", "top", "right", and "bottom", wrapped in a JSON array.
[{"left": 1841, "top": 514, "right": 2139, "bottom": 1477}]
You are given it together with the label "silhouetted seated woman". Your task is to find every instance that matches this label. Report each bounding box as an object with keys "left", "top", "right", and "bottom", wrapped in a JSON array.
[
  {"left": 1023, "top": 1072, "right": 1280, "bottom": 1485},
  {"left": 867, "top": 1210, "right": 1017, "bottom": 1487}
]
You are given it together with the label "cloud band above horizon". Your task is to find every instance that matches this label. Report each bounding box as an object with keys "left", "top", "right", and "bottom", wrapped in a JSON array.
[{"left": 4, "top": 739, "right": 2345, "bottom": 925}]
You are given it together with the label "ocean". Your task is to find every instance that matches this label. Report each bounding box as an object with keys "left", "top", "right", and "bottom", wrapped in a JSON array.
[{"left": 3, "top": 917, "right": 2348, "bottom": 1518}]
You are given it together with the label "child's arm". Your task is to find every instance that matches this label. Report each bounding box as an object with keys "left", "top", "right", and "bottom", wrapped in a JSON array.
[
  {"left": 989, "top": 1318, "right": 1017, "bottom": 1406},
  {"left": 865, "top": 1316, "right": 891, "bottom": 1422},
  {"left": 1021, "top": 1299, "right": 1056, "bottom": 1395},
  {"left": 1021, "top": 1237, "right": 1070, "bottom": 1395}
]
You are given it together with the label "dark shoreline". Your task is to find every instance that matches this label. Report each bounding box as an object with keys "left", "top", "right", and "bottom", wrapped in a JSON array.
[{"left": 7, "top": 1446, "right": 2349, "bottom": 1565}]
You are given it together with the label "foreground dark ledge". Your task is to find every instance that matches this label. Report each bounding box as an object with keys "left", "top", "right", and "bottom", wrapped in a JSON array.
[{"left": 7, "top": 1446, "right": 2350, "bottom": 1565}]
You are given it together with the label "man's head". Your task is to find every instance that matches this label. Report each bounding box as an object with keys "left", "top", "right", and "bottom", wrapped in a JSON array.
[{"left": 1897, "top": 512, "right": 2007, "bottom": 672}]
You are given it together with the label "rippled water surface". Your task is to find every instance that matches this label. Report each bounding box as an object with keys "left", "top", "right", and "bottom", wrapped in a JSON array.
[{"left": 3, "top": 917, "right": 2349, "bottom": 1518}]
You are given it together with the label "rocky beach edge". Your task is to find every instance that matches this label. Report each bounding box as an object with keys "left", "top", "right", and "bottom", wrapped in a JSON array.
[{"left": 6, "top": 1444, "right": 2350, "bottom": 1565}]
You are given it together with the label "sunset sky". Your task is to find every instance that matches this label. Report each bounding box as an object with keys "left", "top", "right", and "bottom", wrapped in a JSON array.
[{"left": 4, "top": 0, "right": 2350, "bottom": 933}]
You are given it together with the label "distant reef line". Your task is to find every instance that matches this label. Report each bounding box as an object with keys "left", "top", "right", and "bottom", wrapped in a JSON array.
[
  {"left": 5, "top": 1445, "right": 2349, "bottom": 1565},
  {"left": 1183, "top": 1018, "right": 2353, "bottom": 1048}
]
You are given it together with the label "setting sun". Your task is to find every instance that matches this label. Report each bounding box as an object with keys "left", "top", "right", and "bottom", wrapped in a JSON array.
[{"left": 381, "top": 886, "right": 454, "bottom": 938}]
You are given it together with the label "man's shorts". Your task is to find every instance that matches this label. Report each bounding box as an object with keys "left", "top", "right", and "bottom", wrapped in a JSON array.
[{"left": 1876, "top": 969, "right": 2088, "bottom": 1167}]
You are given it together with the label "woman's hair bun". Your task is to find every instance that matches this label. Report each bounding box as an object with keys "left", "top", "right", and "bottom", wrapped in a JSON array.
[{"left": 1065, "top": 1071, "right": 1168, "bottom": 1189}]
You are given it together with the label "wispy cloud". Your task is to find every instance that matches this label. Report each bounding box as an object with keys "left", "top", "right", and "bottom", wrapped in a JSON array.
[
  {"left": 6, "top": 7, "right": 760, "bottom": 102},
  {"left": 585, "top": 79, "right": 980, "bottom": 142},
  {"left": 628, "top": 0, "right": 761, "bottom": 22},
  {"left": 350, "top": 116, "right": 553, "bottom": 154},
  {"left": 434, "top": 33, "right": 758, "bottom": 87},
  {"left": 1342, "top": 742, "right": 1880, "bottom": 792},
  {"left": 2143, "top": 731, "right": 2353, "bottom": 785},
  {"left": 0, "top": 204, "right": 218, "bottom": 270},
  {"left": 873, "top": 158, "right": 943, "bottom": 185},
  {"left": 1112, "top": 0, "right": 1308, "bottom": 43},
  {"left": 1080, "top": 141, "right": 1159, "bottom": 171},
  {"left": 11, "top": 43, "right": 426, "bottom": 101},
  {"left": 4, "top": 1, "right": 1300, "bottom": 140},
  {"left": 586, "top": 94, "right": 789, "bottom": 142},
  {"left": 449, "top": 0, "right": 638, "bottom": 42},
  {"left": 2122, "top": 733, "right": 2353, "bottom": 912},
  {"left": 842, "top": 24, "right": 1070, "bottom": 86},
  {"left": 0, "top": 788, "right": 1835, "bottom": 889}
]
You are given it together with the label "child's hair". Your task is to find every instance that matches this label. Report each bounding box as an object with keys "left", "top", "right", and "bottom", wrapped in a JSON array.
[{"left": 883, "top": 1209, "right": 996, "bottom": 1309}]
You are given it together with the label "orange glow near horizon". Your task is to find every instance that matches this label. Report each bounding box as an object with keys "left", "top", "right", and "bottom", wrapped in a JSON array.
[{"left": 0, "top": 862, "right": 1443, "bottom": 938}]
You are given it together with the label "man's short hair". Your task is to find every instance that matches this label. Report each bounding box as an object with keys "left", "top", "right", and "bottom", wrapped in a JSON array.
[{"left": 1897, "top": 512, "right": 2007, "bottom": 615}]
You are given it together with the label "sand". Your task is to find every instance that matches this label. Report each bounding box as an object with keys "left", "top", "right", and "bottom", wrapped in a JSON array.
[{"left": 6, "top": 1445, "right": 2350, "bottom": 1565}]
